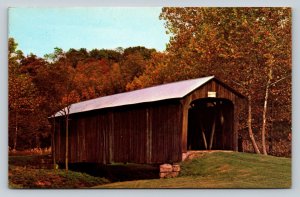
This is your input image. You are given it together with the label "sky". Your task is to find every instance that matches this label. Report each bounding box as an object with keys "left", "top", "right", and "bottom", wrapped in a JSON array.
[{"left": 8, "top": 7, "right": 170, "bottom": 57}]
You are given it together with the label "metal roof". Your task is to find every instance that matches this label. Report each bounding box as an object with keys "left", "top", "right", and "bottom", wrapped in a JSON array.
[{"left": 54, "top": 76, "right": 214, "bottom": 116}]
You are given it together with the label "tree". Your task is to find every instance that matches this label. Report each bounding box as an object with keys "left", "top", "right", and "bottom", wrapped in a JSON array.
[
  {"left": 74, "top": 59, "right": 109, "bottom": 99},
  {"left": 123, "top": 46, "right": 156, "bottom": 60},
  {"left": 159, "top": 8, "right": 291, "bottom": 154},
  {"left": 65, "top": 48, "right": 89, "bottom": 68},
  {"left": 45, "top": 48, "right": 80, "bottom": 171},
  {"left": 120, "top": 46, "right": 155, "bottom": 86},
  {"left": 89, "top": 48, "right": 122, "bottom": 62},
  {"left": 126, "top": 52, "right": 170, "bottom": 90},
  {"left": 8, "top": 38, "right": 43, "bottom": 150},
  {"left": 19, "top": 54, "right": 46, "bottom": 76}
]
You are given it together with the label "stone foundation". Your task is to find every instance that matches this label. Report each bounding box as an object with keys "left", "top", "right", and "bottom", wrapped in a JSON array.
[{"left": 159, "top": 164, "right": 181, "bottom": 178}]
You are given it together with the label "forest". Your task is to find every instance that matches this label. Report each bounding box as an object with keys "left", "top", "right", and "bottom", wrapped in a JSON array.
[{"left": 8, "top": 7, "right": 291, "bottom": 157}]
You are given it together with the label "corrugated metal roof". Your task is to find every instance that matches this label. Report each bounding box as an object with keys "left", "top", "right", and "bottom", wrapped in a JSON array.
[{"left": 54, "top": 76, "right": 214, "bottom": 116}]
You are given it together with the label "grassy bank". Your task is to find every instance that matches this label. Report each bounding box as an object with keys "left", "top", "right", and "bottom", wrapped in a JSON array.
[
  {"left": 9, "top": 151, "right": 291, "bottom": 188},
  {"left": 94, "top": 151, "right": 291, "bottom": 188},
  {"left": 8, "top": 154, "right": 110, "bottom": 189},
  {"left": 9, "top": 165, "right": 110, "bottom": 189}
]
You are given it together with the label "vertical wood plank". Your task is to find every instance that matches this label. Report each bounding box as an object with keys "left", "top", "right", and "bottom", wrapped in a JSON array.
[
  {"left": 109, "top": 111, "right": 114, "bottom": 163},
  {"left": 233, "top": 103, "right": 239, "bottom": 151},
  {"left": 181, "top": 102, "right": 189, "bottom": 153}
]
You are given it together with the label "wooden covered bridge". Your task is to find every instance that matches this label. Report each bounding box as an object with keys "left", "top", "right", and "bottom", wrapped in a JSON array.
[{"left": 52, "top": 76, "right": 245, "bottom": 165}]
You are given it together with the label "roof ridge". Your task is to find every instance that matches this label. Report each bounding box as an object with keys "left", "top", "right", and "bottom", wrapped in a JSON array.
[
  {"left": 54, "top": 76, "right": 215, "bottom": 116},
  {"left": 70, "top": 76, "right": 215, "bottom": 105}
]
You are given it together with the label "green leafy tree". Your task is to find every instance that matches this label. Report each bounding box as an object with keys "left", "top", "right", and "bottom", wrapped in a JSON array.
[
  {"left": 8, "top": 38, "right": 43, "bottom": 150},
  {"left": 89, "top": 48, "right": 122, "bottom": 62}
]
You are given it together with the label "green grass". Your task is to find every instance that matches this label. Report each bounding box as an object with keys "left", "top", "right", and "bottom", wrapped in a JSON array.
[
  {"left": 9, "top": 151, "right": 291, "bottom": 188},
  {"left": 9, "top": 165, "right": 110, "bottom": 189},
  {"left": 9, "top": 154, "right": 52, "bottom": 168},
  {"left": 8, "top": 155, "right": 110, "bottom": 188},
  {"left": 94, "top": 151, "right": 291, "bottom": 188}
]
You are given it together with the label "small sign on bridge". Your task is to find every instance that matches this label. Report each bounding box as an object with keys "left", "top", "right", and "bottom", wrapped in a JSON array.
[{"left": 208, "top": 91, "right": 217, "bottom": 97}]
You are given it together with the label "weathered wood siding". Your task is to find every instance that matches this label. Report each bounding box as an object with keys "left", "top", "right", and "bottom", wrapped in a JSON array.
[
  {"left": 181, "top": 79, "right": 244, "bottom": 153},
  {"left": 54, "top": 100, "right": 182, "bottom": 164},
  {"left": 53, "top": 78, "right": 245, "bottom": 165}
]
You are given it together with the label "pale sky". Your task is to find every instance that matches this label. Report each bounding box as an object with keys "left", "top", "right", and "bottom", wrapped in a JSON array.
[{"left": 8, "top": 7, "right": 170, "bottom": 57}]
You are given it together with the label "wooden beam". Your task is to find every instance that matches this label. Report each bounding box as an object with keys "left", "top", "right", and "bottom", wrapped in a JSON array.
[
  {"left": 209, "top": 115, "right": 216, "bottom": 150},
  {"left": 201, "top": 124, "right": 208, "bottom": 150},
  {"left": 181, "top": 101, "right": 189, "bottom": 153},
  {"left": 146, "top": 108, "right": 152, "bottom": 163},
  {"left": 233, "top": 104, "right": 239, "bottom": 151},
  {"left": 109, "top": 111, "right": 114, "bottom": 163}
]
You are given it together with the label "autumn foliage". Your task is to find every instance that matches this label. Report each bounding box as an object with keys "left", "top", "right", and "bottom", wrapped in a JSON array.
[{"left": 8, "top": 7, "right": 291, "bottom": 157}]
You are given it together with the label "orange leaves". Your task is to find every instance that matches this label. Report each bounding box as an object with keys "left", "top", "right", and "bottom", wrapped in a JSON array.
[
  {"left": 9, "top": 63, "right": 40, "bottom": 113},
  {"left": 159, "top": 8, "right": 291, "bottom": 150},
  {"left": 61, "top": 90, "right": 80, "bottom": 105}
]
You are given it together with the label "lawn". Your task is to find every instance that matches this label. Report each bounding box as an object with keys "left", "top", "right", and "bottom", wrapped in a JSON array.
[
  {"left": 8, "top": 151, "right": 291, "bottom": 189},
  {"left": 94, "top": 151, "right": 291, "bottom": 188},
  {"left": 8, "top": 154, "right": 110, "bottom": 189}
]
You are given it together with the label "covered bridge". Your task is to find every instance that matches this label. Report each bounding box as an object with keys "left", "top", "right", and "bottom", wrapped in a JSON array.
[{"left": 52, "top": 76, "right": 245, "bottom": 165}]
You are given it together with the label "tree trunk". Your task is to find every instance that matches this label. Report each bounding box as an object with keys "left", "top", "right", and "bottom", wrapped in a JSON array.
[
  {"left": 220, "top": 111, "right": 225, "bottom": 149},
  {"left": 52, "top": 116, "right": 56, "bottom": 169},
  {"left": 35, "top": 133, "right": 40, "bottom": 149},
  {"left": 262, "top": 69, "right": 272, "bottom": 155},
  {"left": 65, "top": 114, "right": 69, "bottom": 172},
  {"left": 13, "top": 112, "right": 18, "bottom": 151},
  {"left": 248, "top": 95, "right": 261, "bottom": 154}
]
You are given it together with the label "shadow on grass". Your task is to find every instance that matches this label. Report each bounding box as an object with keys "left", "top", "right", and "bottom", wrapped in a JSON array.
[
  {"left": 65, "top": 163, "right": 160, "bottom": 182},
  {"left": 10, "top": 155, "right": 160, "bottom": 183},
  {"left": 9, "top": 154, "right": 53, "bottom": 169}
]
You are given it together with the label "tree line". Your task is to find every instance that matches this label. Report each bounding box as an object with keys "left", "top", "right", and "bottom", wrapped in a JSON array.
[{"left": 9, "top": 7, "right": 291, "bottom": 157}]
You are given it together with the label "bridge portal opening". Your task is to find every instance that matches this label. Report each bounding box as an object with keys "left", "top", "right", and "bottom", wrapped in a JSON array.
[{"left": 187, "top": 98, "right": 234, "bottom": 151}]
